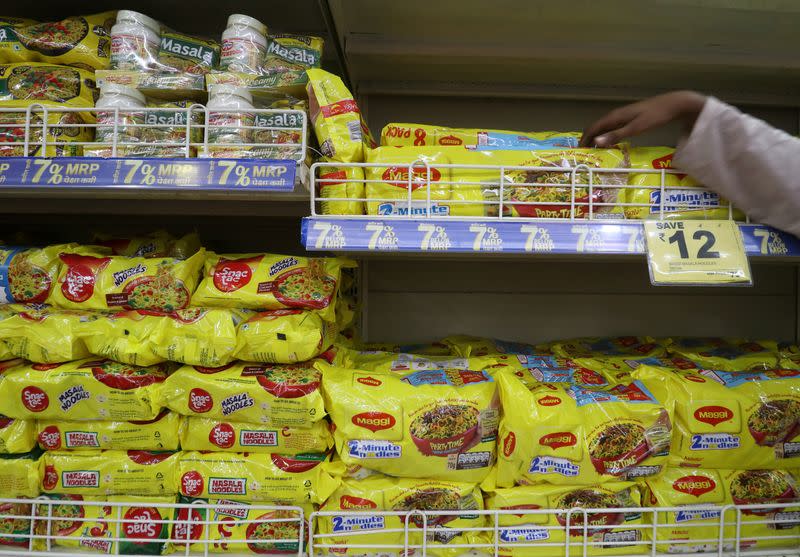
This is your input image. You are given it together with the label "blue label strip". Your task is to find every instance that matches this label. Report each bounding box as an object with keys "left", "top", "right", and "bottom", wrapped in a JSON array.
[
  {"left": 302, "top": 218, "right": 800, "bottom": 257},
  {"left": 0, "top": 158, "right": 296, "bottom": 191}
]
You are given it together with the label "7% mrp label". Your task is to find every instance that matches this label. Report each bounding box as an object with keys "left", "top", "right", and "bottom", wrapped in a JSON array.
[{"left": 644, "top": 220, "right": 752, "bottom": 286}]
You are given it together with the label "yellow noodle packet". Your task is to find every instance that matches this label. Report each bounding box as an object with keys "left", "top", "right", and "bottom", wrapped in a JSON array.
[
  {"left": 0, "top": 451, "right": 39, "bottom": 497},
  {"left": 180, "top": 418, "right": 332, "bottom": 454},
  {"left": 234, "top": 309, "right": 337, "bottom": 364},
  {"left": 0, "top": 305, "right": 99, "bottom": 363},
  {"left": 0, "top": 416, "right": 36, "bottom": 453}
]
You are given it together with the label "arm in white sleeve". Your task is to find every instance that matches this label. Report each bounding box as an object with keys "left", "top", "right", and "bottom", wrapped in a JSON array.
[{"left": 673, "top": 97, "right": 800, "bottom": 236}]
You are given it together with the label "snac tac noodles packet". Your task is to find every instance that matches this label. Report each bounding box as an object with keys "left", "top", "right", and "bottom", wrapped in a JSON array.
[
  {"left": 180, "top": 418, "right": 332, "bottom": 454},
  {"left": 0, "top": 451, "right": 40, "bottom": 497},
  {"left": 484, "top": 482, "right": 645, "bottom": 557},
  {"left": 0, "top": 416, "right": 36, "bottom": 453},
  {"left": 495, "top": 368, "right": 671, "bottom": 486},
  {"left": 642, "top": 468, "right": 800, "bottom": 554},
  {"left": 41, "top": 450, "right": 179, "bottom": 496},
  {"left": 0, "top": 358, "right": 168, "bottom": 421},
  {"left": 306, "top": 68, "right": 366, "bottom": 163},
  {"left": 234, "top": 309, "right": 337, "bottom": 364},
  {"left": 177, "top": 451, "right": 340, "bottom": 504},
  {"left": 381, "top": 123, "right": 580, "bottom": 149},
  {"left": 107, "top": 496, "right": 175, "bottom": 556},
  {"left": 319, "top": 362, "right": 500, "bottom": 482},
  {"left": 193, "top": 252, "right": 352, "bottom": 320},
  {"left": 0, "top": 305, "right": 99, "bottom": 363},
  {"left": 37, "top": 410, "right": 181, "bottom": 451},
  {"left": 0, "top": 244, "right": 97, "bottom": 304},
  {"left": 317, "top": 475, "right": 485, "bottom": 557},
  {"left": 664, "top": 337, "right": 780, "bottom": 371},
  {"left": 0, "top": 12, "right": 115, "bottom": 69},
  {"left": 82, "top": 309, "right": 166, "bottom": 366},
  {"left": 171, "top": 497, "right": 308, "bottom": 555},
  {"left": 634, "top": 364, "right": 800, "bottom": 469},
  {"left": 48, "top": 249, "right": 205, "bottom": 312},
  {"left": 160, "top": 361, "right": 325, "bottom": 428}
]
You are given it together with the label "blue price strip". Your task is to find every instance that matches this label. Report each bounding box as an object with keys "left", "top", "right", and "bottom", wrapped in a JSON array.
[
  {"left": 0, "top": 157, "right": 296, "bottom": 191},
  {"left": 302, "top": 218, "right": 800, "bottom": 257}
]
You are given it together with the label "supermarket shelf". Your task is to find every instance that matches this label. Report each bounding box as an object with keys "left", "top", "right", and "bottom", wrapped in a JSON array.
[
  {"left": 302, "top": 218, "right": 800, "bottom": 258},
  {"left": 331, "top": 0, "right": 800, "bottom": 106}
]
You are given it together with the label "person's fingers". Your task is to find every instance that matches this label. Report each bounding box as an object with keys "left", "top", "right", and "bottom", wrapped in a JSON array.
[
  {"left": 593, "top": 120, "right": 646, "bottom": 147},
  {"left": 579, "top": 106, "right": 639, "bottom": 147}
]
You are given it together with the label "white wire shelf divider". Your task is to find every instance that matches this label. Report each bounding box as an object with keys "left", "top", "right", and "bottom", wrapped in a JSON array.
[
  {"left": 0, "top": 497, "right": 306, "bottom": 557},
  {"left": 0, "top": 104, "right": 308, "bottom": 162},
  {"left": 309, "top": 503, "right": 800, "bottom": 557}
]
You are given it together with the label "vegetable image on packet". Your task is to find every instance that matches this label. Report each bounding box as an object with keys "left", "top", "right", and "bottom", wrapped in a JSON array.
[
  {"left": 0, "top": 305, "right": 98, "bottom": 363},
  {"left": 0, "top": 416, "right": 36, "bottom": 453},
  {"left": 317, "top": 159, "right": 366, "bottom": 216},
  {"left": 171, "top": 497, "right": 309, "bottom": 555},
  {"left": 642, "top": 468, "right": 800, "bottom": 554},
  {"left": 48, "top": 249, "right": 205, "bottom": 312},
  {"left": 0, "top": 244, "right": 98, "bottom": 304},
  {"left": 160, "top": 361, "right": 325, "bottom": 428},
  {"left": 0, "top": 451, "right": 40, "bottom": 497},
  {"left": 0, "top": 12, "right": 116, "bottom": 69},
  {"left": 177, "top": 451, "right": 340, "bottom": 504},
  {"left": 37, "top": 410, "right": 181, "bottom": 451},
  {"left": 193, "top": 253, "right": 352, "bottom": 320},
  {"left": 41, "top": 450, "right": 178, "bottom": 496},
  {"left": 381, "top": 123, "right": 580, "bottom": 150},
  {"left": 363, "top": 146, "right": 628, "bottom": 218},
  {"left": 622, "top": 147, "right": 743, "bottom": 220},
  {"left": 234, "top": 309, "right": 337, "bottom": 364},
  {"left": 664, "top": 337, "right": 780, "bottom": 371},
  {"left": 495, "top": 368, "right": 672, "bottom": 487},
  {"left": 317, "top": 474, "right": 485, "bottom": 557},
  {"left": 33, "top": 495, "right": 114, "bottom": 554},
  {"left": 483, "top": 482, "right": 646, "bottom": 557},
  {"left": 0, "top": 358, "right": 169, "bottom": 421},
  {"left": 0, "top": 499, "right": 34, "bottom": 550},
  {"left": 319, "top": 362, "right": 500, "bottom": 482},
  {"left": 633, "top": 364, "right": 800, "bottom": 469},
  {"left": 181, "top": 418, "right": 332, "bottom": 454},
  {"left": 306, "top": 68, "right": 367, "bottom": 163}
]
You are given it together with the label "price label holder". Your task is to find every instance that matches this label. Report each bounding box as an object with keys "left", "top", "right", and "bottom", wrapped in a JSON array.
[{"left": 644, "top": 220, "right": 752, "bottom": 286}]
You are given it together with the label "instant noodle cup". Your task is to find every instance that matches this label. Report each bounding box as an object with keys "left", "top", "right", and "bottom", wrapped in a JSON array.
[
  {"left": 37, "top": 410, "right": 181, "bottom": 451},
  {"left": 234, "top": 309, "right": 337, "bottom": 364},
  {"left": 623, "top": 147, "right": 744, "bottom": 220},
  {"left": 319, "top": 363, "right": 500, "bottom": 482},
  {"left": 317, "top": 474, "right": 485, "bottom": 557},
  {"left": 171, "top": 497, "right": 309, "bottom": 555},
  {"left": 334, "top": 347, "right": 496, "bottom": 374},
  {"left": 495, "top": 368, "right": 671, "bottom": 487},
  {"left": 318, "top": 159, "right": 366, "bottom": 215},
  {"left": 0, "top": 244, "right": 98, "bottom": 304},
  {"left": 177, "top": 451, "right": 339, "bottom": 504},
  {"left": 0, "top": 305, "right": 98, "bottom": 363},
  {"left": 364, "top": 146, "right": 628, "bottom": 218},
  {"left": 49, "top": 249, "right": 205, "bottom": 312},
  {"left": 633, "top": 364, "right": 800, "bottom": 469},
  {"left": 307, "top": 68, "right": 366, "bottom": 163},
  {"left": 484, "top": 482, "right": 646, "bottom": 557},
  {"left": 160, "top": 361, "right": 325, "bottom": 428},
  {"left": 381, "top": 123, "right": 580, "bottom": 149},
  {"left": 0, "top": 416, "right": 35, "bottom": 453},
  {"left": 0, "top": 451, "right": 40, "bottom": 497},
  {"left": 0, "top": 12, "right": 116, "bottom": 69},
  {"left": 642, "top": 468, "right": 800, "bottom": 553},
  {"left": 41, "top": 450, "right": 178, "bottom": 496},
  {"left": 181, "top": 418, "right": 332, "bottom": 454},
  {"left": 0, "top": 358, "right": 168, "bottom": 421},
  {"left": 664, "top": 337, "right": 780, "bottom": 371},
  {"left": 193, "top": 253, "right": 352, "bottom": 320}
]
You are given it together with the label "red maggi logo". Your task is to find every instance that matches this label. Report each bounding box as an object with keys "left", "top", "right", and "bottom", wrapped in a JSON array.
[
  {"left": 381, "top": 166, "right": 442, "bottom": 190},
  {"left": 352, "top": 412, "right": 396, "bottom": 432},
  {"left": 340, "top": 495, "right": 377, "bottom": 510},
  {"left": 438, "top": 135, "right": 462, "bottom": 146},
  {"left": 356, "top": 376, "right": 382, "bottom": 387},
  {"left": 673, "top": 475, "right": 716, "bottom": 497},
  {"left": 537, "top": 395, "right": 561, "bottom": 407},
  {"left": 694, "top": 405, "right": 733, "bottom": 427},
  {"left": 503, "top": 432, "right": 516, "bottom": 457},
  {"left": 651, "top": 153, "right": 674, "bottom": 169},
  {"left": 539, "top": 432, "right": 577, "bottom": 449}
]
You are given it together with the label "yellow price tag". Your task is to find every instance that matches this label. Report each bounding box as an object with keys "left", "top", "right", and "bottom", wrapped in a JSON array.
[{"left": 644, "top": 220, "right": 752, "bottom": 286}]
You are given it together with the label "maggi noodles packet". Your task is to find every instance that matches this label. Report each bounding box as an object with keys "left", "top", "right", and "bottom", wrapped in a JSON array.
[{"left": 307, "top": 68, "right": 368, "bottom": 163}]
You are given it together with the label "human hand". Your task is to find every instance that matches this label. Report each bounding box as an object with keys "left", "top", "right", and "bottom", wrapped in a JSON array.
[{"left": 579, "top": 91, "right": 707, "bottom": 148}]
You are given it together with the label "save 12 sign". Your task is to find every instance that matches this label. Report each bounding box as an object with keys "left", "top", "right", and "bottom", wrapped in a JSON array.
[{"left": 644, "top": 220, "right": 752, "bottom": 286}]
